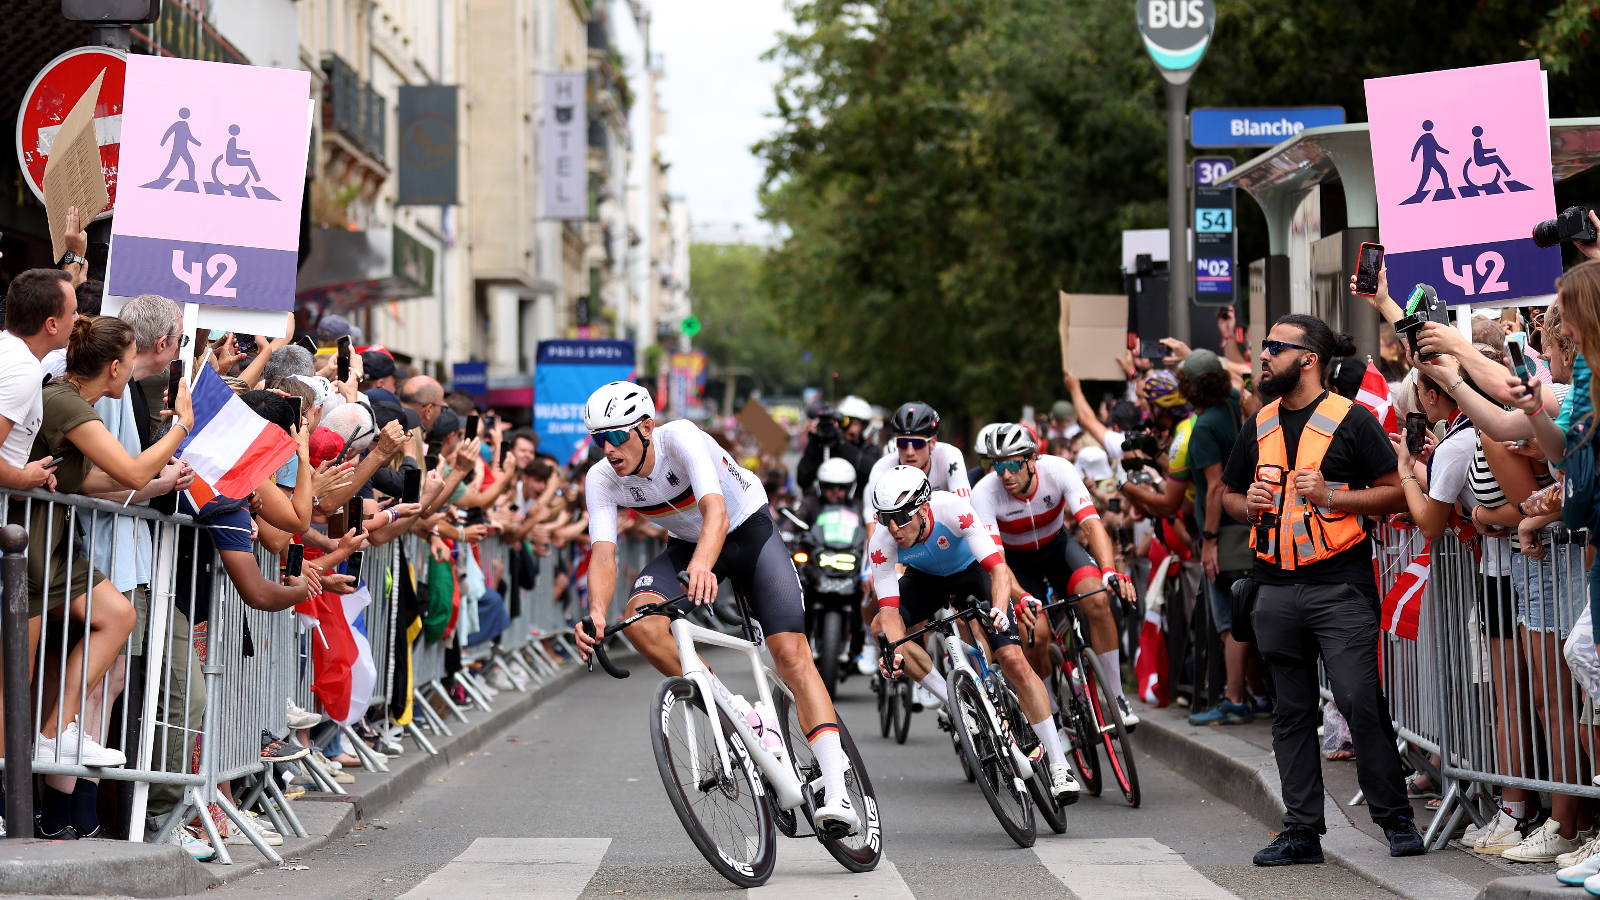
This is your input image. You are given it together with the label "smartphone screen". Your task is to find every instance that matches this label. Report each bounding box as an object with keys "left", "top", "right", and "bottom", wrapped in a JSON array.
[
  {"left": 296, "top": 335, "right": 317, "bottom": 355},
  {"left": 289, "top": 395, "right": 303, "bottom": 427},
  {"left": 285, "top": 544, "right": 305, "bottom": 578},
  {"left": 347, "top": 497, "right": 365, "bottom": 534},
  {"left": 1405, "top": 413, "right": 1428, "bottom": 454},
  {"left": 465, "top": 414, "right": 480, "bottom": 440},
  {"left": 166, "top": 360, "right": 183, "bottom": 410},
  {"left": 235, "top": 334, "right": 258, "bottom": 355},
  {"left": 336, "top": 335, "right": 352, "bottom": 383},
  {"left": 1354, "top": 243, "right": 1384, "bottom": 295},
  {"left": 1139, "top": 340, "right": 1166, "bottom": 360},
  {"left": 1507, "top": 339, "right": 1531, "bottom": 382},
  {"left": 346, "top": 550, "right": 364, "bottom": 577},
  {"left": 402, "top": 467, "right": 422, "bottom": 504}
]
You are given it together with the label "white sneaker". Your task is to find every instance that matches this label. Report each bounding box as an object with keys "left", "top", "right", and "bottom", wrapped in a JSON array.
[
  {"left": 1502, "top": 819, "right": 1580, "bottom": 863},
  {"left": 1048, "top": 763, "right": 1081, "bottom": 805},
  {"left": 913, "top": 685, "right": 937, "bottom": 712},
  {"left": 224, "top": 812, "right": 284, "bottom": 847},
  {"left": 814, "top": 796, "right": 861, "bottom": 837},
  {"left": 35, "top": 722, "right": 126, "bottom": 767},
  {"left": 488, "top": 668, "right": 517, "bottom": 692},
  {"left": 286, "top": 699, "right": 322, "bottom": 729},
  {"left": 1114, "top": 696, "right": 1141, "bottom": 731},
  {"left": 1461, "top": 812, "right": 1503, "bottom": 846},
  {"left": 1558, "top": 829, "right": 1600, "bottom": 869},
  {"left": 167, "top": 825, "right": 216, "bottom": 861},
  {"left": 1559, "top": 840, "right": 1600, "bottom": 884},
  {"left": 1473, "top": 811, "right": 1527, "bottom": 855}
]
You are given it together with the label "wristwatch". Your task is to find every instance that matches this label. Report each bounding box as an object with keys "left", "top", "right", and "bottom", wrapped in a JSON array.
[
  {"left": 1201, "top": 529, "right": 1219, "bottom": 541},
  {"left": 57, "top": 250, "right": 86, "bottom": 268}
]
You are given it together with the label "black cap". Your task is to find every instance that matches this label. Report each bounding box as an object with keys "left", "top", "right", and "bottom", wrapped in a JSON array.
[
  {"left": 361, "top": 350, "right": 396, "bottom": 381},
  {"left": 371, "top": 399, "right": 421, "bottom": 433},
  {"left": 429, "top": 408, "right": 462, "bottom": 442}
]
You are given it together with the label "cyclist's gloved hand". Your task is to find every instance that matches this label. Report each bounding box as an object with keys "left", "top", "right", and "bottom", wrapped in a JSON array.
[
  {"left": 880, "top": 652, "right": 903, "bottom": 681},
  {"left": 987, "top": 603, "right": 1011, "bottom": 633}
]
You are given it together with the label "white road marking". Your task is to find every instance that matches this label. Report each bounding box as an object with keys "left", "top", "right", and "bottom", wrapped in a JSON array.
[
  {"left": 747, "top": 837, "right": 912, "bottom": 900},
  {"left": 396, "top": 837, "right": 610, "bottom": 900},
  {"left": 1033, "top": 837, "right": 1239, "bottom": 900}
]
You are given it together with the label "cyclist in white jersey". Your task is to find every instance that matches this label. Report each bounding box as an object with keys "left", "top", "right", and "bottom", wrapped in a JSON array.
[
  {"left": 971, "top": 424, "right": 1140, "bottom": 729},
  {"left": 869, "top": 465, "right": 1082, "bottom": 804},
  {"left": 863, "top": 401, "right": 971, "bottom": 501},
  {"left": 572, "top": 382, "right": 859, "bottom": 833}
]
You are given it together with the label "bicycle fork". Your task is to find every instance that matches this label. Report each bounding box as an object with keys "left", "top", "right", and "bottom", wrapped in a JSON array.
[{"left": 942, "top": 633, "right": 1031, "bottom": 787}]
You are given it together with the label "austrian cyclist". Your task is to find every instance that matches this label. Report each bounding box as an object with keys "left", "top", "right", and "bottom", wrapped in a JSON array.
[
  {"left": 571, "top": 382, "right": 859, "bottom": 834},
  {"left": 970, "top": 424, "right": 1141, "bottom": 731},
  {"left": 869, "top": 465, "right": 1082, "bottom": 806}
]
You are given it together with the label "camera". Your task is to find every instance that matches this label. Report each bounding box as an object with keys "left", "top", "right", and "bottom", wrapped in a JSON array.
[
  {"left": 1533, "top": 205, "right": 1597, "bottom": 249},
  {"left": 1126, "top": 469, "right": 1157, "bottom": 486},
  {"left": 1394, "top": 283, "right": 1448, "bottom": 361},
  {"left": 814, "top": 406, "right": 842, "bottom": 446},
  {"left": 1121, "top": 428, "right": 1163, "bottom": 460}
]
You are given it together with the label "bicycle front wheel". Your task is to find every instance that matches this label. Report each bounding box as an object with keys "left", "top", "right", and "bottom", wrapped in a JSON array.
[
  {"left": 876, "top": 675, "right": 892, "bottom": 738},
  {"left": 950, "top": 670, "right": 1035, "bottom": 847},
  {"left": 996, "top": 678, "right": 1065, "bottom": 835},
  {"left": 1079, "top": 647, "right": 1141, "bottom": 808},
  {"left": 892, "top": 679, "right": 913, "bottom": 744},
  {"left": 650, "top": 677, "right": 777, "bottom": 886},
  {"left": 775, "top": 689, "right": 884, "bottom": 872}
]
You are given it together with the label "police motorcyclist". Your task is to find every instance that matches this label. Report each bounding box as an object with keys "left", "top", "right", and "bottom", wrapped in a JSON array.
[
  {"left": 796, "top": 456, "right": 861, "bottom": 524},
  {"left": 797, "top": 395, "right": 876, "bottom": 498}
]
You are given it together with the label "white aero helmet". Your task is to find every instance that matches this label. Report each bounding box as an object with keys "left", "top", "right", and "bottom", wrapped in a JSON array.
[
  {"left": 837, "top": 395, "right": 874, "bottom": 422},
  {"left": 872, "top": 465, "right": 932, "bottom": 518},
  {"left": 583, "top": 381, "right": 656, "bottom": 432},
  {"left": 989, "top": 423, "right": 1038, "bottom": 460},
  {"left": 817, "top": 456, "right": 857, "bottom": 493},
  {"left": 973, "top": 423, "right": 1005, "bottom": 459}
]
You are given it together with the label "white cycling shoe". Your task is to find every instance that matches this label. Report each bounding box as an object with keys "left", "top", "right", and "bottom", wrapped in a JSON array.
[
  {"left": 814, "top": 796, "right": 861, "bottom": 837},
  {"left": 1049, "top": 763, "right": 1082, "bottom": 806}
]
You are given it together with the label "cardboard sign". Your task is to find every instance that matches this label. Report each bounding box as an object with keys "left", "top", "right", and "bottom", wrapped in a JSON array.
[
  {"left": 42, "top": 69, "right": 109, "bottom": 261},
  {"left": 1366, "top": 61, "right": 1560, "bottom": 305},
  {"left": 738, "top": 397, "right": 792, "bottom": 460},
  {"left": 108, "top": 56, "right": 311, "bottom": 314},
  {"left": 1060, "top": 292, "right": 1129, "bottom": 382}
]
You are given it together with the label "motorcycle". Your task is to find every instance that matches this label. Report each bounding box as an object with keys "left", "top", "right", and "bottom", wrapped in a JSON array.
[{"left": 778, "top": 505, "right": 867, "bottom": 698}]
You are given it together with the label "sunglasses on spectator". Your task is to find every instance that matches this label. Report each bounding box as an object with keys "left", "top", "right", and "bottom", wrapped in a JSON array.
[
  {"left": 876, "top": 508, "right": 917, "bottom": 528},
  {"left": 1262, "top": 339, "right": 1311, "bottom": 356},
  {"left": 895, "top": 437, "right": 928, "bottom": 451},
  {"left": 993, "top": 459, "right": 1028, "bottom": 474},
  {"left": 592, "top": 428, "right": 636, "bottom": 447}
]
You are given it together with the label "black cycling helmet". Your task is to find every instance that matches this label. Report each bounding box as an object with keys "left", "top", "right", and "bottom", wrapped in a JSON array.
[{"left": 890, "top": 401, "right": 939, "bottom": 437}]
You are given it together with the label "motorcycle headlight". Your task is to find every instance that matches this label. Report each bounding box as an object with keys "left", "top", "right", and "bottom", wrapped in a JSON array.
[
  {"left": 793, "top": 551, "right": 809, "bottom": 565},
  {"left": 818, "top": 552, "right": 856, "bottom": 571}
]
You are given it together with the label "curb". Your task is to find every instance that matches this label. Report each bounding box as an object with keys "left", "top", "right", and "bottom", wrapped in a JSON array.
[
  {"left": 0, "top": 661, "right": 582, "bottom": 898},
  {"left": 1133, "top": 705, "right": 1480, "bottom": 900}
]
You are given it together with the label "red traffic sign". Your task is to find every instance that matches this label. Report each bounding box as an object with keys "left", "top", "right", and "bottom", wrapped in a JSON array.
[{"left": 15, "top": 47, "right": 126, "bottom": 221}]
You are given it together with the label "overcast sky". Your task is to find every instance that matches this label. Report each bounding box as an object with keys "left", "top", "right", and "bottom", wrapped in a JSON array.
[{"left": 637, "top": 0, "right": 792, "bottom": 243}]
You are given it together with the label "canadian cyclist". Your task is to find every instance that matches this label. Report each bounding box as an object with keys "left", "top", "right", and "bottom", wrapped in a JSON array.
[
  {"left": 868, "top": 465, "right": 1082, "bottom": 806},
  {"left": 571, "top": 382, "right": 860, "bottom": 834},
  {"left": 970, "top": 424, "right": 1141, "bottom": 730}
]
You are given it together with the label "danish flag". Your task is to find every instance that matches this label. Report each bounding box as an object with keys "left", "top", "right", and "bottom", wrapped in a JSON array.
[
  {"left": 1381, "top": 548, "right": 1430, "bottom": 641},
  {"left": 1354, "top": 358, "right": 1398, "bottom": 434}
]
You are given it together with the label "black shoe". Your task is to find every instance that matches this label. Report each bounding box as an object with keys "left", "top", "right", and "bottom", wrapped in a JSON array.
[
  {"left": 1252, "top": 827, "right": 1324, "bottom": 866},
  {"left": 36, "top": 820, "right": 78, "bottom": 840},
  {"left": 1382, "top": 816, "right": 1426, "bottom": 857}
]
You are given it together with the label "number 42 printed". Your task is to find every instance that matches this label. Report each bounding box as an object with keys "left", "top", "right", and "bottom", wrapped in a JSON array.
[
  {"left": 1441, "top": 251, "right": 1508, "bottom": 297},
  {"left": 171, "top": 249, "right": 239, "bottom": 298}
]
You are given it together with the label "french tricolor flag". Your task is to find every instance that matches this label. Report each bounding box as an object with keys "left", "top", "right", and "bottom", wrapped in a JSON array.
[{"left": 178, "top": 365, "right": 297, "bottom": 501}]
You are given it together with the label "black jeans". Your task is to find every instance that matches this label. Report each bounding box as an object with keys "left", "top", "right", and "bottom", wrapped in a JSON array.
[{"left": 1252, "top": 581, "right": 1409, "bottom": 831}]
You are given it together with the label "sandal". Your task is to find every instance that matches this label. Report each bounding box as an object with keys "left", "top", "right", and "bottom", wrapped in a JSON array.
[{"left": 1405, "top": 773, "right": 1439, "bottom": 799}]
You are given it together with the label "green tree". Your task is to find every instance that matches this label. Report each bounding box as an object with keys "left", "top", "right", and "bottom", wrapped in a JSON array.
[{"left": 689, "top": 242, "right": 810, "bottom": 406}]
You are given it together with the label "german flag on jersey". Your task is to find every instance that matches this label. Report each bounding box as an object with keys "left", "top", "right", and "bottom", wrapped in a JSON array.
[{"left": 633, "top": 485, "right": 697, "bottom": 519}]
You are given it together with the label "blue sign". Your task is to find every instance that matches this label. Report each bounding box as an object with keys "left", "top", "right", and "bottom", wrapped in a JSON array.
[
  {"left": 533, "top": 339, "right": 637, "bottom": 464},
  {"left": 1195, "top": 208, "right": 1233, "bottom": 233},
  {"left": 1196, "top": 257, "right": 1232, "bottom": 294},
  {"left": 452, "top": 361, "right": 487, "bottom": 396},
  {"left": 1190, "top": 107, "right": 1346, "bottom": 148},
  {"left": 1384, "top": 239, "right": 1561, "bottom": 307}
]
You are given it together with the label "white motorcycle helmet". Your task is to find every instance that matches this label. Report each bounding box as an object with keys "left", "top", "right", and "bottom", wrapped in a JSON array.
[
  {"left": 973, "top": 423, "right": 1005, "bottom": 460},
  {"left": 837, "top": 395, "right": 874, "bottom": 423},
  {"left": 817, "top": 456, "right": 857, "bottom": 495},
  {"left": 872, "top": 465, "right": 932, "bottom": 524},
  {"left": 582, "top": 381, "right": 656, "bottom": 432}
]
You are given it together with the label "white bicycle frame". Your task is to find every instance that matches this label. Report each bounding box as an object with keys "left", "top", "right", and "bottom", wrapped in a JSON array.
[
  {"left": 670, "top": 616, "right": 808, "bottom": 811},
  {"left": 933, "top": 617, "right": 1034, "bottom": 781}
]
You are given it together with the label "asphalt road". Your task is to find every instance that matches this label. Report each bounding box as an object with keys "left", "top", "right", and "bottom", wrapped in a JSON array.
[{"left": 197, "top": 650, "right": 1403, "bottom": 900}]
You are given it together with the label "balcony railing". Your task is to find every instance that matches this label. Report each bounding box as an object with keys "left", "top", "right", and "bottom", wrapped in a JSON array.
[{"left": 322, "top": 54, "right": 387, "bottom": 164}]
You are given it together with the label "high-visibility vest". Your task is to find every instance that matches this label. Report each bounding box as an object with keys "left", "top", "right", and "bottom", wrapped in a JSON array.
[{"left": 1249, "top": 393, "right": 1366, "bottom": 570}]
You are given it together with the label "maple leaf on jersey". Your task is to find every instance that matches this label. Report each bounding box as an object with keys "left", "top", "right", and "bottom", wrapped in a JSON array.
[
  {"left": 871, "top": 549, "right": 888, "bottom": 566},
  {"left": 958, "top": 513, "right": 974, "bottom": 530}
]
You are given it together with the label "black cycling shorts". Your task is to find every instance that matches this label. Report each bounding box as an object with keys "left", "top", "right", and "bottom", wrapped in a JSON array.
[
  {"left": 1005, "top": 529, "right": 1100, "bottom": 601},
  {"left": 894, "top": 561, "right": 1020, "bottom": 651},
  {"left": 630, "top": 509, "right": 807, "bottom": 636}
]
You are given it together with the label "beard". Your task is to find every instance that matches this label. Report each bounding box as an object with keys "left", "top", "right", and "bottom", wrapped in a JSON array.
[{"left": 1257, "top": 359, "right": 1303, "bottom": 401}]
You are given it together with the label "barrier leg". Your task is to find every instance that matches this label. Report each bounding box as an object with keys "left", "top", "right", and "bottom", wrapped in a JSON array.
[
  {"left": 337, "top": 722, "right": 389, "bottom": 773},
  {"left": 455, "top": 669, "right": 495, "bottom": 711},
  {"left": 1423, "top": 778, "right": 1463, "bottom": 849},
  {"left": 415, "top": 687, "right": 453, "bottom": 735},
  {"left": 405, "top": 720, "right": 438, "bottom": 755},
  {"left": 261, "top": 768, "right": 306, "bottom": 838},
  {"left": 191, "top": 785, "right": 230, "bottom": 865},
  {"left": 429, "top": 679, "right": 470, "bottom": 723},
  {"left": 217, "top": 793, "right": 281, "bottom": 863}
]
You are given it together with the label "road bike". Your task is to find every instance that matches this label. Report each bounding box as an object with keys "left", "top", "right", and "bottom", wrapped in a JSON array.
[
  {"left": 581, "top": 575, "right": 883, "bottom": 887},
  {"left": 1037, "top": 589, "right": 1140, "bottom": 807},
  {"left": 877, "top": 595, "right": 1037, "bottom": 847},
  {"left": 874, "top": 666, "right": 913, "bottom": 743}
]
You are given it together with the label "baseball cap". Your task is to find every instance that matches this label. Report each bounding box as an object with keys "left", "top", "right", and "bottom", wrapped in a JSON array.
[
  {"left": 309, "top": 427, "right": 345, "bottom": 466},
  {"left": 1049, "top": 400, "right": 1075, "bottom": 423},
  {"left": 361, "top": 350, "right": 396, "bottom": 382},
  {"left": 1177, "top": 348, "right": 1226, "bottom": 379}
]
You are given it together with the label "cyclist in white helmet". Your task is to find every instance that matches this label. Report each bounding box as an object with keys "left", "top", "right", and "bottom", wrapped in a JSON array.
[
  {"left": 869, "top": 465, "right": 1082, "bottom": 806},
  {"left": 572, "top": 381, "right": 860, "bottom": 834}
]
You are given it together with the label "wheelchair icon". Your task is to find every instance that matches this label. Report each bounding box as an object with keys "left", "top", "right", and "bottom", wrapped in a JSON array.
[
  {"left": 203, "top": 125, "right": 280, "bottom": 201},
  {"left": 1458, "top": 126, "right": 1532, "bottom": 199}
]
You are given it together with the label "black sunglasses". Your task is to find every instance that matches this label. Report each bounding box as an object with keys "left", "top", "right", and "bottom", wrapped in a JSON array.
[
  {"left": 1262, "top": 339, "right": 1312, "bottom": 356},
  {"left": 876, "top": 508, "right": 917, "bottom": 528}
]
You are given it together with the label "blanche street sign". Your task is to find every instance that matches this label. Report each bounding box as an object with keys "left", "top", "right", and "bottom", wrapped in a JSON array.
[
  {"left": 1190, "top": 107, "right": 1346, "bottom": 148},
  {"left": 1136, "top": 0, "right": 1216, "bottom": 80}
]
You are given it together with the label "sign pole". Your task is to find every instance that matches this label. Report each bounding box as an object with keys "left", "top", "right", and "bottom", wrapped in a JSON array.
[{"left": 1166, "top": 80, "right": 1190, "bottom": 344}]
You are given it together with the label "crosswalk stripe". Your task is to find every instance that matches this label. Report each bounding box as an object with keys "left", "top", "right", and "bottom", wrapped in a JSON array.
[
  {"left": 747, "top": 838, "right": 914, "bottom": 900},
  {"left": 1032, "top": 837, "right": 1239, "bottom": 900},
  {"left": 396, "top": 837, "right": 611, "bottom": 900}
]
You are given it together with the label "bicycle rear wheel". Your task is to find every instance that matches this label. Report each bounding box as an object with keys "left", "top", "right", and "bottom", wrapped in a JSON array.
[
  {"left": 1054, "top": 657, "right": 1101, "bottom": 796},
  {"left": 950, "top": 670, "right": 1035, "bottom": 847},
  {"left": 775, "top": 688, "right": 884, "bottom": 872},
  {"left": 892, "top": 680, "right": 913, "bottom": 744},
  {"left": 1078, "top": 647, "right": 1141, "bottom": 808},
  {"left": 650, "top": 677, "right": 777, "bottom": 886},
  {"left": 995, "top": 677, "right": 1065, "bottom": 835}
]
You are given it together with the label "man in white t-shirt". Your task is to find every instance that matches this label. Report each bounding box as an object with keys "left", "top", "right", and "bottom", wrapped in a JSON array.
[{"left": 0, "top": 269, "right": 78, "bottom": 492}]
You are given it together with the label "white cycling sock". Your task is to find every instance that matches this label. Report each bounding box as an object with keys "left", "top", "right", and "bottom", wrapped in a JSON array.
[
  {"left": 1049, "top": 688, "right": 1060, "bottom": 716},
  {"left": 1097, "top": 649, "right": 1125, "bottom": 699},
  {"left": 918, "top": 671, "right": 948, "bottom": 705},
  {"left": 807, "top": 725, "right": 850, "bottom": 807},
  {"left": 1032, "top": 716, "right": 1068, "bottom": 769}
]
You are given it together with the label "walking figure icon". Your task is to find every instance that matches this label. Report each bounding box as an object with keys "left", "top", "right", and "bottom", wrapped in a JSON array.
[
  {"left": 139, "top": 108, "right": 203, "bottom": 193},
  {"left": 1402, "top": 120, "right": 1453, "bottom": 205},
  {"left": 1457, "top": 125, "right": 1533, "bottom": 198},
  {"left": 204, "top": 124, "right": 280, "bottom": 201}
]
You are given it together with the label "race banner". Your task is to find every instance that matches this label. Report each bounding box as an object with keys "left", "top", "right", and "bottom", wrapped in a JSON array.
[
  {"left": 533, "top": 340, "right": 636, "bottom": 463},
  {"left": 1366, "top": 61, "right": 1560, "bottom": 305},
  {"left": 108, "top": 56, "right": 311, "bottom": 313}
]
